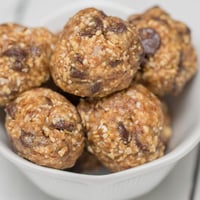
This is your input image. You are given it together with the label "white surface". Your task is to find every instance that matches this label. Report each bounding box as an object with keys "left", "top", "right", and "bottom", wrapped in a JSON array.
[
  {"left": 0, "top": 155, "right": 53, "bottom": 200},
  {"left": 0, "top": 0, "right": 200, "bottom": 200},
  {"left": 0, "top": 0, "right": 21, "bottom": 23}
]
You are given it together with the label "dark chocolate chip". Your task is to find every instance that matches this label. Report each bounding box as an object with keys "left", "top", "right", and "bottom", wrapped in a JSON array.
[
  {"left": 12, "top": 60, "right": 26, "bottom": 72},
  {"left": 109, "top": 60, "right": 121, "bottom": 67},
  {"left": 20, "top": 130, "right": 34, "bottom": 147},
  {"left": 52, "top": 119, "right": 75, "bottom": 132},
  {"left": 70, "top": 67, "right": 87, "bottom": 79},
  {"left": 107, "top": 22, "right": 127, "bottom": 33},
  {"left": 73, "top": 54, "right": 83, "bottom": 64},
  {"left": 139, "top": 28, "right": 161, "bottom": 56},
  {"left": 45, "top": 97, "right": 53, "bottom": 106},
  {"left": 90, "top": 82, "right": 101, "bottom": 94},
  {"left": 93, "top": 17, "right": 104, "bottom": 29},
  {"left": 80, "top": 17, "right": 103, "bottom": 38},
  {"left": 2, "top": 47, "right": 28, "bottom": 60},
  {"left": 5, "top": 103, "right": 17, "bottom": 119},
  {"left": 117, "top": 122, "right": 132, "bottom": 144}
]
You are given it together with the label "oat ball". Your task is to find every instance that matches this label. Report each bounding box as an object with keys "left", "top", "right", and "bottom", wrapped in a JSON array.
[
  {"left": 128, "top": 6, "right": 197, "bottom": 96},
  {"left": 50, "top": 8, "right": 143, "bottom": 97},
  {"left": 5, "top": 88, "right": 84, "bottom": 169},
  {"left": 0, "top": 23, "right": 55, "bottom": 106},
  {"left": 78, "top": 84, "right": 165, "bottom": 172}
]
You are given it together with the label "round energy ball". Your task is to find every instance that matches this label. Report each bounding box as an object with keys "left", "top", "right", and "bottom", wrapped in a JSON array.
[
  {"left": 128, "top": 6, "right": 197, "bottom": 96},
  {"left": 50, "top": 8, "right": 143, "bottom": 97},
  {"left": 5, "top": 88, "right": 84, "bottom": 169},
  {"left": 0, "top": 23, "right": 55, "bottom": 106},
  {"left": 78, "top": 84, "right": 165, "bottom": 172}
]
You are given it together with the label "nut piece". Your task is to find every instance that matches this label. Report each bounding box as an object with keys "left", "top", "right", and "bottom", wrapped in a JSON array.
[
  {"left": 5, "top": 88, "right": 84, "bottom": 169},
  {"left": 50, "top": 8, "right": 143, "bottom": 97},
  {"left": 0, "top": 23, "right": 56, "bottom": 106},
  {"left": 78, "top": 84, "right": 165, "bottom": 172},
  {"left": 128, "top": 6, "right": 197, "bottom": 96}
]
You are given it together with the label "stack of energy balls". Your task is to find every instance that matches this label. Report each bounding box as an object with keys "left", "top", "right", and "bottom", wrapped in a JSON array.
[{"left": 1, "top": 7, "right": 197, "bottom": 173}]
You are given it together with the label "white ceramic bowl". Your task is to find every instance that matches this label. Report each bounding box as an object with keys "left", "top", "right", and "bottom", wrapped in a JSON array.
[{"left": 0, "top": 1, "right": 200, "bottom": 200}]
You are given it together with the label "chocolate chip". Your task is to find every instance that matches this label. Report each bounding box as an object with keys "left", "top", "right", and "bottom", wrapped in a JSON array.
[
  {"left": 90, "top": 82, "right": 101, "bottom": 94},
  {"left": 73, "top": 54, "right": 83, "bottom": 64},
  {"left": 2, "top": 47, "right": 29, "bottom": 72},
  {"left": 12, "top": 60, "right": 26, "bottom": 72},
  {"left": 139, "top": 28, "right": 161, "bottom": 56},
  {"left": 107, "top": 22, "right": 127, "bottom": 33},
  {"left": 20, "top": 130, "right": 34, "bottom": 147},
  {"left": 80, "top": 17, "right": 103, "bottom": 37},
  {"left": 109, "top": 60, "right": 121, "bottom": 67},
  {"left": 5, "top": 102, "right": 17, "bottom": 119},
  {"left": 70, "top": 67, "right": 87, "bottom": 79},
  {"left": 2, "top": 46, "right": 28, "bottom": 60},
  {"left": 52, "top": 119, "right": 75, "bottom": 132},
  {"left": 45, "top": 97, "right": 53, "bottom": 106},
  {"left": 117, "top": 122, "right": 132, "bottom": 144}
]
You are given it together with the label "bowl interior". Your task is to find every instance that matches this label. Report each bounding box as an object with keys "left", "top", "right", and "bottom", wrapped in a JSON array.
[{"left": 0, "top": 0, "right": 200, "bottom": 176}]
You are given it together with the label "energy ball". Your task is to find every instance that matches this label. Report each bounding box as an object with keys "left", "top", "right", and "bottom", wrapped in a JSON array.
[
  {"left": 78, "top": 84, "right": 165, "bottom": 172},
  {"left": 5, "top": 88, "right": 84, "bottom": 169},
  {"left": 0, "top": 23, "right": 55, "bottom": 106},
  {"left": 128, "top": 6, "right": 197, "bottom": 96},
  {"left": 50, "top": 8, "right": 143, "bottom": 97}
]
